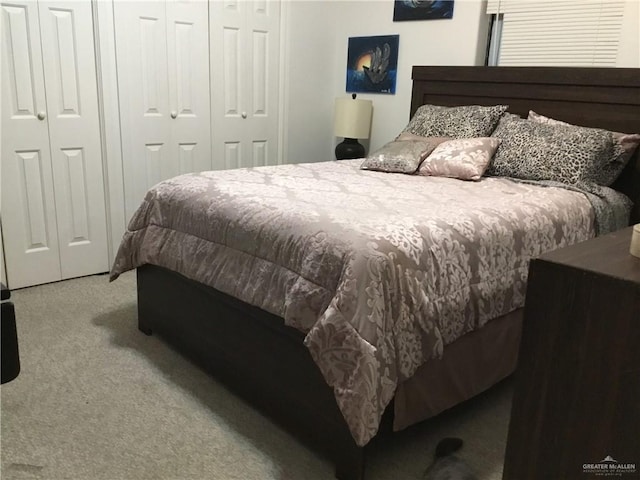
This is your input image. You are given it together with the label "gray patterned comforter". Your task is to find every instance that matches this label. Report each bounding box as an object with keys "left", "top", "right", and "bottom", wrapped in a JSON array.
[{"left": 111, "top": 159, "right": 599, "bottom": 446}]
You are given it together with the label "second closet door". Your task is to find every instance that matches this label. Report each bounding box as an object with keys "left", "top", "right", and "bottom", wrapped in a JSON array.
[
  {"left": 210, "top": 0, "right": 281, "bottom": 170},
  {"left": 38, "top": 0, "right": 109, "bottom": 279},
  {"left": 114, "top": 0, "right": 211, "bottom": 221},
  {"left": 1, "top": 0, "right": 109, "bottom": 288}
]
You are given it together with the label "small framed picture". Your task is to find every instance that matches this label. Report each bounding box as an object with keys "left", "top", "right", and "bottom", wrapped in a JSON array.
[
  {"left": 393, "top": 1, "right": 454, "bottom": 22},
  {"left": 346, "top": 35, "right": 399, "bottom": 95}
]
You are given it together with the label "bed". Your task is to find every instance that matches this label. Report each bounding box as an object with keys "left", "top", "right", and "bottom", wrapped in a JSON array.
[{"left": 110, "top": 66, "right": 640, "bottom": 480}]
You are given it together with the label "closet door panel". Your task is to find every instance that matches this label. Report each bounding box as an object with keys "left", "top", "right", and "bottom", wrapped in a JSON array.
[
  {"left": 210, "top": 0, "right": 280, "bottom": 169},
  {"left": 247, "top": 0, "right": 280, "bottom": 167},
  {"left": 114, "top": 1, "right": 172, "bottom": 220},
  {"left": 38, "top": 0, "right": 109, "bottom": 279},
  {"left": 210, "top": 0, "right": 248, "bottom": 170},
  {"left": 166, "top": 0, "right": 211, "bottom": 175},
  {"left": 1, "top": 1, "right": 61, "bottom": 288}
]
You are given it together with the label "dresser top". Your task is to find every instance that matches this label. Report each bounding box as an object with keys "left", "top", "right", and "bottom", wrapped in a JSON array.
[{"left": 537, "top": 226, "right": 640, "bottom": 284}]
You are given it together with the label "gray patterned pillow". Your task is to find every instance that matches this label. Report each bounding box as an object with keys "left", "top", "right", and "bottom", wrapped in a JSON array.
[
  {"left": 395, "top": 132, "right": 451, "bottom": 143},
  {"left": 403, "top": 104, "right": 509, "bottom": 139},
  {"left": 417, "top": 137, "right": 501, "bottom": 181},
  {"left": 488, "top": 115, "right": 615, "bottom": 185},
  {"left": 360, "top": 139, "right": 445, "bottom": 174},
  {"left": 528, "top": 110, "right": 639, "bottom": 186}
]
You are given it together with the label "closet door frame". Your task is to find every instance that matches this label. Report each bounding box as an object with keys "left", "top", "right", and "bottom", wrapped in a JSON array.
[
  {"left": 93, "top": 0, "right": 127, "bottom": 263},
  {"left": 277, "top": 1, "right": 290, "bottom": 165}
]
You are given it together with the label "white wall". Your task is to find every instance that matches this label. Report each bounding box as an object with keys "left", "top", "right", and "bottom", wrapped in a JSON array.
[
  {"left": 617, "top": 0, "right": 640, "bottom": 67},
  {"left": 283, "top": 1, "right": 342, "bottom": 162},
  {"left": 283, "top": 0, "right": 491, "bottom": 161}
]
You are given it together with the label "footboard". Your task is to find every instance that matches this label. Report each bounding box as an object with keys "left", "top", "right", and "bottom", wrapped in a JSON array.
[{"left": 136, "top": 264, "right": 367, "bottom": 479}]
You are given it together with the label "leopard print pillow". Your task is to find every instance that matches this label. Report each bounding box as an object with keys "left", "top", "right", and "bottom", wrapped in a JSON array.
[
  {"left": 488, "top": 115, "right": 615, "bottom": 185},
  {"left": 528, "top": 110, "right": 639, "bottom": 186},
  {"left": 403, "top": 104, "right": 508, "bottom": 139}
]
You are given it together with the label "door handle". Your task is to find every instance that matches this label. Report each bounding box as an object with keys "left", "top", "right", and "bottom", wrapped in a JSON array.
[
  {"left": 170, "top": 111, "right": 178, "bottom": 119},
  {"left": 37, "top": 112, "right": 46, "bottom": 120},
  {"left": 241, "top": 112, "right": 247, "bottom": 119}
]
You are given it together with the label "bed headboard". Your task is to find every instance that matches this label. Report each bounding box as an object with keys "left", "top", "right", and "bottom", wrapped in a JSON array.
[{"left": 411, "top": 66, "right": 640, "bottom": 224}]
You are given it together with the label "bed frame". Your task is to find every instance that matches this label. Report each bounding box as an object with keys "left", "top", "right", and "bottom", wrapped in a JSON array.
[{"left": 136, "top": 67, "right": 640, "bottom": 480}]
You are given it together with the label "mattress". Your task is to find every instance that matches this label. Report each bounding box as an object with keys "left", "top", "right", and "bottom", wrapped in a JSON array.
[{"left": 111, "top": 159, "right": 597, "bottom": 446}]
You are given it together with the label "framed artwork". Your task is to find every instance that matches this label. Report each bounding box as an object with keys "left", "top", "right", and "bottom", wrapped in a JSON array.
[
  {"left": 346, "top": 35, "right": 399, "bottom": 95},
  {"left": 393, "top": 1, "right": 454, "bottom": 21}
]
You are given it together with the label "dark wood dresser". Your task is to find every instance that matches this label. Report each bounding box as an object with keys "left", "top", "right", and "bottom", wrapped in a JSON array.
[{"left": 503, "top": 227, "right": 640, "bottom": 480}]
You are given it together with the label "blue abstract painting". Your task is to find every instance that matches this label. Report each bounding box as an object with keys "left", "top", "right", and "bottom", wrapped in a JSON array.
[
  {"left": 346, "top": 35, "right": 399, "bottom": 95},
  {"left": 393, "top": 0, "right": 454, "bottom": 21}
]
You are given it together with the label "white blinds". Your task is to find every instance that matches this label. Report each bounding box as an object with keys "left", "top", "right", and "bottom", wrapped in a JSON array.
[{"left": 486, "top": 0, "right": 625, "bottom": 66}]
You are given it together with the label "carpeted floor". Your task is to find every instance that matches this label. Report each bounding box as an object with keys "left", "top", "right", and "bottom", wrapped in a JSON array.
[{"left": 1, "top": 273, "right": 512, "bottom": 480}]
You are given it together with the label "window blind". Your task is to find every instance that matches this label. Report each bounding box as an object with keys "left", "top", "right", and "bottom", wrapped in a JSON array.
[{"left": 486, "top": 0, "right": 625, "bottom": 66}]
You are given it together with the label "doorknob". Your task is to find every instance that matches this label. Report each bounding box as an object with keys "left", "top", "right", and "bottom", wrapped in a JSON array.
[
  {"left": 241, "top": 112, "right": 247, "bottom": 119},
  {"left": 37, "top": 112, "right": 46, "bottom": 120},
  {"left": 170, "top": 111, "right": 178, "bottom": 119}
]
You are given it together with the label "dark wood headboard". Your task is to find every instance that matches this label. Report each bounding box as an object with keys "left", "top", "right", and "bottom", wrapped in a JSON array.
[{"left": 411, "top": 66, "right": 640, "bottom": 224}]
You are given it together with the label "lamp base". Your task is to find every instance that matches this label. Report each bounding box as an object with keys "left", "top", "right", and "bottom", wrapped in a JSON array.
[{"left": 335, "top": 138, "right": 365, "bottom": 160}]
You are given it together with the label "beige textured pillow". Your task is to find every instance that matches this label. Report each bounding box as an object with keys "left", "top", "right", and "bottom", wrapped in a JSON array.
[
  {"left": 417, "top": 137, "right": 501, "bottom": 181},
  {"left": 360, "top": 138, "right": 447, "bottom": 174}
]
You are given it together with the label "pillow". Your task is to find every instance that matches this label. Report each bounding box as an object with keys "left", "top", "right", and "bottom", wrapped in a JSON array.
[
  {"left": 488, "top": 115, "right": 615, "bottom": 185},
  {"left": 395, "top": 132, "right": 450, "bottom": 143},
  {"left": 360, "top": 138, "right": 446, "bottom": 174},
  {"left": 417, "top": 137, "right": 501, "bottom": 181},
  {"left": 528, "top": 110, "right": 640, "bottom": 186},
  {"left": 403, "top": 104, "right": 509, "bottom": 139}
]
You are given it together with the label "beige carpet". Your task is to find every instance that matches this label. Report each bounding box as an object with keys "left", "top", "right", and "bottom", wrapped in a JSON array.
[{"left": 1, "top": 273, "right": 512, "bottom": 480}]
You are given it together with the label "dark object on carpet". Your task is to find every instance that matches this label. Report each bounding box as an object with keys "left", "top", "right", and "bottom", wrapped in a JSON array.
[
  {"left": 424, "top": 438, "right": 478, "bottom": 480},
  {"left": 1, "top": 282, "right": 20, "bottom": 384}
]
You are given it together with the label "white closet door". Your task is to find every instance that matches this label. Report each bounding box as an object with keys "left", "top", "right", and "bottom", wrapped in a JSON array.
[
  {"left": 166, "top": 0, "right": 212, "bottom": 176},
  {"left": 38, "top": 0, "right": 109, "bottom": 280},
  {"left": 1, "top": 1, "right": 62, "bottom": 288},
  {"left": 210, "top": 0, "right": 280, "bottom": 170},
  {"left": 115, "top": 0, "right": 211, "bottom": 221},
  {"left": 246, "top": 0, "right": 280, "bottom": 167},
  {"left": 115, "top": 1, "right": 172, "bottom": 220}
]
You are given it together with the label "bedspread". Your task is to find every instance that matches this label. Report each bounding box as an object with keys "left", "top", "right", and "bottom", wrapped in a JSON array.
[{"left": 111, "top": 159, "right": 596, "bottom": 446}]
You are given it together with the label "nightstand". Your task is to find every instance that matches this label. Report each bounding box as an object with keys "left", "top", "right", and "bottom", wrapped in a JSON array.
[{"left": 503, "top": 227, "right": 640, "bottom": 480}]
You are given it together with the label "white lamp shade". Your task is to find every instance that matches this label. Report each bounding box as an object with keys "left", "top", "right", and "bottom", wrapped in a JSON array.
[{"left": 334, "top": 97, "right": 372, "bottom": 139}]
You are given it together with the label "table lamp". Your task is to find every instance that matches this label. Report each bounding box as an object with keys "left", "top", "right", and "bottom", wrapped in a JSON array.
[{"left": 334, "top": 94, "right": 373, "bottom": 160}]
